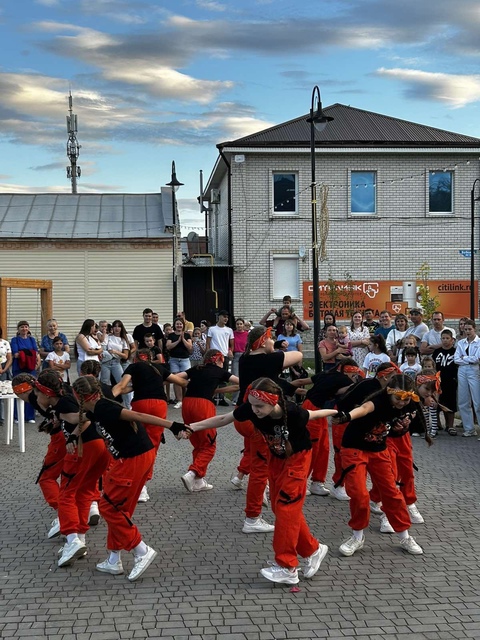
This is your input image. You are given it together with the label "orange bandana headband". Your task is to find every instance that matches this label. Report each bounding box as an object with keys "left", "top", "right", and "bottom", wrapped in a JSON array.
[
  {"left": 252, "top": 327, "right": 273, "bottom": 351},
  {"left": 245, "top": 384, "right": 279, "bottom": 406},
  {"left": 35, "top": 381, "right": 58, "bottom": 398},
  {"left": 387, "top": 388, "right": 420, "bottom": 403},
  {"left": 136, "top": 352, "right": 150, "bottom": 361},
  {"left": 13, "top": 382, "right": 33, "bottom": 395},
  {"left": 205, "top": 352, "right": 224, "bottom": 366},
  {"left": 376, "top": 363, "right": 401, "bottom": 379},
  {"left": 416, "top": 372, "right": 441, "bottom": 393},
  {"left": 343, "top": 365, "right": 365, "bottom": 378}
]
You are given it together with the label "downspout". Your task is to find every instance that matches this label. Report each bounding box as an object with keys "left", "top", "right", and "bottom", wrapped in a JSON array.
[{"left": 217, "top": 146, "right": 233, "bottom": 312}]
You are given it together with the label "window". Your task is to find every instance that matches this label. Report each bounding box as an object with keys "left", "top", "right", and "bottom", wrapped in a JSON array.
[
  {"left": 351, "top": 171, "right": 376, "bottom": 214},
  {"left": 429, "top": 170, "right": 453, "bottom": 214},
  {"left": 273, "top": 172, "right": 298, "bottom": 214},
  {"left": 272, "top": 255, "right": 299, "bottom": 299}
]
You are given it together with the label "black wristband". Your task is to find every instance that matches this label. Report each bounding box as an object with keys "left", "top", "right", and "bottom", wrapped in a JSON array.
[
  {"left": 66, "top": 434, "right": 79, "bottom": 445},
  {"left": 336, "top": 411, "right": 351, "bottom": 424},
  {"left": 170, "top": 421, "right": 187, "bottom": 436}
]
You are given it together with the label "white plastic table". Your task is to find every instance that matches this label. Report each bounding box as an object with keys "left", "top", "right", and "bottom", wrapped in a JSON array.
[{"left": 3, "top": 394, "right": 26, "bottom": 452}]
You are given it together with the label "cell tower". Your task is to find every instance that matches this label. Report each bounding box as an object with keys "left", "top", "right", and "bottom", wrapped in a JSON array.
[{"left": 66, "top": 92, "right": 81, "bottom": 193}]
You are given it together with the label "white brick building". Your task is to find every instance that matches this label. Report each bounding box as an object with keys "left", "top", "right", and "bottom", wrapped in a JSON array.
[{"left": 202, "top": 104, "right": 480, "bottom": 337}]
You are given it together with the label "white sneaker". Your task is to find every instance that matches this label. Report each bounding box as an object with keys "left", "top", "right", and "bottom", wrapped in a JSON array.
[
  {"left": 58, "top": 537, "right": 87, "bottom": 567},
  {"left": 27, "top": 419, "right": 36, "bottom": 424},
  {"left": 380, "top": 515, "right": 394, "bottom": 534},
  {"left": 181, "top": 470, "right": 196, "bottom": 492},
  {"left": 47, "top": 517, "right": 61, "bottom": 539},
  {"left": 88, "top": 501, "right": 100, "bottom": 526},
  {"left": 127, "top": 546, "right": 158, "bottom": 581},
  {"left": 303, "top": 544, "right": 328, "bottom": 579},
  {"left": 58, "top": 544, "right": 87, "bottom": 559},
  {"left": 96, "top": 558, "right": 124, "bottom": 575},
  {"left": 310, "top": 481, "right": 330, "bottom": 496},
  {"left": 230, "top": 474, "right": 244, "bottom": 490},
  {"left": 137, "top": 485, "right": 150, "bottom": 503},
  {"left": 369, "top": 500, "right": 383, "bottom": 515},
  {"left": 192, "top": 477, "right": 213, "bottom": 491},
  {"left": 330, "top": 485, "right": 350, "bottom": 501},
  {"left": 173, "top": 401, "right": 182, "bottom": 409},
  {"left": 339, "top": 535, "right": 364, "bottom": 557},
  {"left": 242, "top": 517, "right": 274, "bottom": 534},
  {"left": 407, "top": 503, "right": 425, "bottom": 524},
  {"left": 260, "top": 562, "right": 299, "bottom": 584},
  {"left": 399, "top": 535, "right": 423, "bottom": 555}
]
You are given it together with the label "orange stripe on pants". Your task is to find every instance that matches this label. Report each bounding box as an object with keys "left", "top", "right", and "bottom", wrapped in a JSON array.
[
  {"left": 131, "top": 398, "right": 167, "bottom": 482},
  {"left": 100, "top": 449, "right": 156, "bottom": 551},
  {"left": 38, "top": 430, "right": 66, "bottom": 510},
  {"left": 370, "top": 434, "right": 417, "bottom": 506},
  {"left": 182, "top": 397, "right": 217, "bottom": 478},
  {"left": 303, "top": 399, "right": 329, "bottom": 483},
  {"left": 234, "top": 419, "right": 269, "bottom": 518},
  {"left": 59, "top": 439, "right": 111, "bottom": 536},
  {"left": 340, "top": 447, "right": 411, "bottom": 532},
  {"left": 270, "top": 450, "right": 319, "bottom": 569}
]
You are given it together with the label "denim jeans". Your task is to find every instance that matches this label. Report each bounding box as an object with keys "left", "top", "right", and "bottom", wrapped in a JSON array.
[{"left": 100, "top": 357, "right": 124, "bottom": 385}]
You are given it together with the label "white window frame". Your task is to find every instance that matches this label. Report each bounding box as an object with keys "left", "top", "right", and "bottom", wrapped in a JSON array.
[
  {"left": 272, "top": 254, "right": 299, "bottom": 299},
  {"left": 350, "top": 170, "right": 377, "bottom": 216},
  {"left": 271, "top": 171, "right": 299, "bottom": 216},
  {"left": 428, "top": 169, "right": 454, "bottom": 216}
]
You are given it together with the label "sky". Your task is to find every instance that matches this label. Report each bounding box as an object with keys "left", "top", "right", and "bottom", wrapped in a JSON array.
[{"left": 1, "top": 0, "right": 480, "bottom": 233}]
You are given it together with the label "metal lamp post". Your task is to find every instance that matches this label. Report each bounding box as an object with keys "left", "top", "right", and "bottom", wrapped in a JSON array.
[
  {"left": 166, "top": 161, "right": 183, "bottom": 320},
  {"left": 470, "top": 178, "right": 480, "bottom": 320},
  {"left": 306, "top": 86, "right": 333, "bottom": 373}
]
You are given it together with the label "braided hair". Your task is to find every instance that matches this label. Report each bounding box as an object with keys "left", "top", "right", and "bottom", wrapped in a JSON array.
[
  {"left": 37, "top": 369, "right": 64, "bottom": 396},
  {"left": 12, "top": 372, "right": 36, "bottom": 387},
  {"left": 72, "top": 375, "right": 137, "bottom": 434},
  {"left": 249, "top": 376, "right": 293, "bottom": 457},
  {"left": 80, "top": 359, "right": 102, "bottom": 377}
]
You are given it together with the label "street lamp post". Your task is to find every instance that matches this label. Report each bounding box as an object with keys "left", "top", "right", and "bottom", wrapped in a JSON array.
[
  {"left": 166, "top": 161, "right": 183, "bottom": 320},
  {"left": 307, "top": 86, "right": 333, "bottom": 373},
  {"left": 470, "top": 178, "right": 480, "bottom": 320}
]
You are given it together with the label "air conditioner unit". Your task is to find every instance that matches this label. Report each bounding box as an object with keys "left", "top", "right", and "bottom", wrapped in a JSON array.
[{"left": 211, "top": 189, "right": 221, "bottom": 204}]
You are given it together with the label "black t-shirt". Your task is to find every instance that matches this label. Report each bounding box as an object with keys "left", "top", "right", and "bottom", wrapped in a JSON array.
[
  {"left": 305, "top": 372, "right": 353, "bottom": 408},
  {"left": 341, "top": 392, "right": 416, "bottom": 451},
  {"left": 166, "top": 333, "right": 192, "bottom": 359},
  {"left": 89, "top": 398, "right": 154, "bottom": 459},
  {"left": 233, "top": 401, "right": 311, "bottom": 458},
  {"left": 184, "top": 365, "right": 231, "bottom": 401},
  {"left": 365, "top": 320, "right": 379, "bottom": 335},
  {"left": 238, "top": 351, "right": 285, "bottom": 405},
  {"left": 433, "top": 347, "right": 457, "bottom": 383},
  {"left": 124, "top": 361, "right": 168, "bottom": 402},
  {"left": 55, "top": 394, "right": 101, "bottom": 443},
  {"left": 336, "top": 378, "right": 382, "bottom": 413},
  {"left": 132, "top": 324, "right": 164, "bottom": 349}
]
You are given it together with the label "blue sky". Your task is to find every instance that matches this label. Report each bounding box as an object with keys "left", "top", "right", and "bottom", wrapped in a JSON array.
[{"left": 1, "top": 0, "right": 479, "bottom": 232}]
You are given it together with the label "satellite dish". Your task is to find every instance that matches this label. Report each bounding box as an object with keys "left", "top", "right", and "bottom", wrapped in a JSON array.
[{"left": 187, "top": 231, "right": 199, "bottom": 242}]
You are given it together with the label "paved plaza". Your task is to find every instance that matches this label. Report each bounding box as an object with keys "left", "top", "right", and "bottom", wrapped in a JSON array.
[{"left": 1, "top": 408, "right": 480, "bottom": 640}]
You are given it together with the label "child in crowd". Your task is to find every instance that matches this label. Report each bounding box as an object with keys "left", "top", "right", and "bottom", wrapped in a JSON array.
[
  {"left": 144, "top": 333, "right": 164, "bottom": 364},
  {"left": 362, "top": 335, "right": 390, "bottom": 378},
  {"left": 433, "top": 329, "right": 458, "bottom": 435},
  {"left": 400, "top": 348, "right": 423, "bottom": 380},
  {"left": 45, "top": 336, "right": 71, "bottom": 382},
  {"left": 190, "top": 327, "right": 207, "bottom": 367},
  {"left": 398, "top": 335, "right": 421, "bottom": 366},
  {"left": 337, "top": 326, "right": 353, "bottom": 357},
  {"left": 416, "top": 358, "right": 440, "bottom": 438}
]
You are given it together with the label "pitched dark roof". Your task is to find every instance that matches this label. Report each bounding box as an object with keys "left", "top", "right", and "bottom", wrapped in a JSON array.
[
  {"left": 219, "top": 103, "right": 480, "bottom": 148},
  {"left": 0, "top": 192, "right": 172, "bottom": 239}
]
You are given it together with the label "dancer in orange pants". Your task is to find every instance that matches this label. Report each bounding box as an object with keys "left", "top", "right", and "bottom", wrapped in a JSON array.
[
  {"left": 190, "top": 376, "right": 336, "bottom": 585},
  {"left": 177, "top": 349, "right": 238, "bottom": 492},
  {"left": 72, "top": 374, "right": 191, "bottom": 581},
  {"left": 334, "top": 373, "right": 426, "bottom": 558}
]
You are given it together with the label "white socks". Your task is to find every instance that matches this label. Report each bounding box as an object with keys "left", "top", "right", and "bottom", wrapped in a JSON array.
[
  {"left": 397, "top": 530, "right": 409, "bottom": 541},
  {"left": 352, "top": 529, "right": 364, "bottom": 541},
  {"left": 66, "top": 533, "right": 78, "bottom": 544},
  {"left": 108, "top": 550, "right": 121, "bottom": 564},
  {"left": 133, "top": 541, "right": 148, "bottom": 557}
]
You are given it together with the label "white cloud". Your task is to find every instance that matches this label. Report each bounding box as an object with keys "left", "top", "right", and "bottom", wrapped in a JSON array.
[
  {"left": 195, "top": 0, "right": 228, "bottom": 11},
  {"left": 376, "top": 68, "right": 480, "bottom": 108}
]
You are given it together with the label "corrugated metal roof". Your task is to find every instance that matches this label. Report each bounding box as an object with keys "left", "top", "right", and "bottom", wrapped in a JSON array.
[
  {"left": 0, "top": 192, "right": 172, "bottom": 239},
  {"left": 220, "top": 103, "right": 480, "bottom": 148}
]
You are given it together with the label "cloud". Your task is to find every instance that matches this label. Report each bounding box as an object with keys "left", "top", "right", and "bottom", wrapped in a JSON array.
[
  {"left": 29, "top": 161, "right": 66, "bottom": 171},
  {"left": 376, "top": 68, "right": 480, "bottom": 108},
  {"left": 195, "top": 0, "right": 228, "bottom": 11}
]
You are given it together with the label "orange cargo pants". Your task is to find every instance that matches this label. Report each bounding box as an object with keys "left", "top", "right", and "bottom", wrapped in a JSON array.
[
  {"left": 234, "top": 419, "right": 269, "bottom": 518},
  {"left": 36, "top": 430, "right": 66, "bottom": 510},
  {"left": 303, "top": 399, "right": 329, "bottom": 483},
  {"left": 182, "top": 397, "right": 217, "bottom": 478}
]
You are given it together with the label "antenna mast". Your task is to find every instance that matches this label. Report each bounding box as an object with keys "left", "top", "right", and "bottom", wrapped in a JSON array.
[{"left": 66, "top": 92, "right": 81, "bottom": 193}]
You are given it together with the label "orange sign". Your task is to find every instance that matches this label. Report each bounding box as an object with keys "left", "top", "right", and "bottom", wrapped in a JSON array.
[{"left": 302, "top": 280, "right": 478, "bottom": 320}]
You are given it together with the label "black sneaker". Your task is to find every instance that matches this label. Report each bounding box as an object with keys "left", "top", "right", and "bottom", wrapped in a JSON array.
[{"left": 218, "top": 399, "right": 229, "bottom": 406}]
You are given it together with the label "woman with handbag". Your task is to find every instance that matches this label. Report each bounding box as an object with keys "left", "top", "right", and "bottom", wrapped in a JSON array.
[{"left": 10, "top": 320, "right": 41, "bottom": 423}]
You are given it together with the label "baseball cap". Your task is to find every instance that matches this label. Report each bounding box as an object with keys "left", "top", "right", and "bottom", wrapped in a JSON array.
[{"left": 409, "top": 308, "right": 423, "bottom": 315}]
